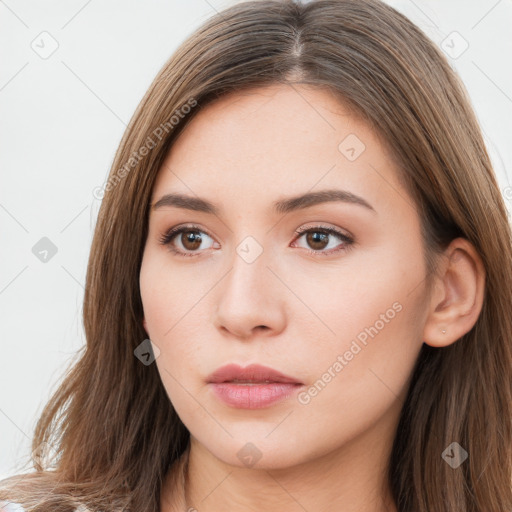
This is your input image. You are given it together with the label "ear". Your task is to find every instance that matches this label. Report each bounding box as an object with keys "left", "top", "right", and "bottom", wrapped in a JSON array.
[{"left": 422, "top": 237, "right": 486, "bottom": 348}]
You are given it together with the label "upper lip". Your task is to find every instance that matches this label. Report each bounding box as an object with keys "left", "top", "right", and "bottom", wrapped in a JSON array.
[{"left": 207, "top": 363, "right": 303, "bottom": 384}]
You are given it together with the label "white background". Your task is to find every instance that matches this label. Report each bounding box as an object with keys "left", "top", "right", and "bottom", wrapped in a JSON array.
[{"left": 1, "top": 0, "right": 511, "bottom": 480}]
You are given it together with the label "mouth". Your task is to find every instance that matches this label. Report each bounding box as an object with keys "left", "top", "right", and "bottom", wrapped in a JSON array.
[
  {"left": 224, "top": 380, "right": 294, "bottom": 385},
  {"left": 206, "top": 363, "right": 303, "bottom": 385},
  {"left": 206, "top": 363, "right": 303, "bottom": 409}
]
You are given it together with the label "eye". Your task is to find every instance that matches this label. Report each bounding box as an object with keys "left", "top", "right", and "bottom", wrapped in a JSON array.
[
  {"left": 158, "top": 224, "right": 216, "bottom": 257},
  {"left": 158, "top": 223, "right": 355, "bottom": 258},
  {"left": 291, "top": 225, "right": 354, "bottom": 256}
]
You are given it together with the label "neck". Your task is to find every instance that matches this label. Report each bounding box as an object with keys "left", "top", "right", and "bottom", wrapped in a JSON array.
[{"left": 161, "top": 428, "right": 398, "bottom": 512}]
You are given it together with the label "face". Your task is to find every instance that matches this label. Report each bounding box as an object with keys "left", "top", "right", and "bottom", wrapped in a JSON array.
[{"left": 139, "top": 83, "right": 429, "bottom": 470}]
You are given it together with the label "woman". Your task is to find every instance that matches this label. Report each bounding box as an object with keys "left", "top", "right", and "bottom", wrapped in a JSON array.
[{"left": 1, "top": 0, "right": 511, "bottom": 511}]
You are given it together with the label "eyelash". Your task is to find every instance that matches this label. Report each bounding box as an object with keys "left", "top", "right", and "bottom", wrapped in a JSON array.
[{"left": 158, "top": 223, "right": 355, "bottom": 258}]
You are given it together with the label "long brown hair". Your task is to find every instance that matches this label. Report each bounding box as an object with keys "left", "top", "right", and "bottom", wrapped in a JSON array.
[{"left": 1, "top": 1, "right": 511, "bottom": 510}]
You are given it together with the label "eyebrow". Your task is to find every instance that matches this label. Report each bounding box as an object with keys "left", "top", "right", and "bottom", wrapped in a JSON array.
[{"left": 151, "top": 189, "right": 376, "bottom": 216}]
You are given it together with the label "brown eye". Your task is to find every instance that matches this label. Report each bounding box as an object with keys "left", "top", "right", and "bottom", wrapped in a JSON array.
[
  {"left": 178, "top": 230, "right": 203, "bottom": 251},
  {"left": 158, "top": 223, "right": 354, "bottom": 258},
  {"left": 158, "top": 225, "right": 215, "bottom": 257},
  {"left": 304, "top": 231, "right": 330, "bottom": 250},
  {"left": 292, "top": 226, "right": 354, "bottom": 256}
]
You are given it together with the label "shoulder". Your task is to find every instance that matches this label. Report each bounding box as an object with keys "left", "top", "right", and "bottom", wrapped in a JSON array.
[
  {"left": 0, "top": 503, "right": 26, "bottom": 512},
  {"left": 1, "top": 500, "right": 88, "bottom": 512}
]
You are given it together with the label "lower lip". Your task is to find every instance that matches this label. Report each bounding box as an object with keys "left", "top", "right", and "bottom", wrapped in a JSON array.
[{"left": 208, "top": 382, "right": 303, "bottom": 409}]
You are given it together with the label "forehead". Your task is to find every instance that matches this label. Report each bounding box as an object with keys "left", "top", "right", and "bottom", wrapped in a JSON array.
[{"left": 151, "top": 84, "right": 408, "bottom": 217}]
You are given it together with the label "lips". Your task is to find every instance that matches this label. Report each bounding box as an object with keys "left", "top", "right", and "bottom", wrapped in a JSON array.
[{"left": 206, "top": 363, "right": 303, "bottom": 385}]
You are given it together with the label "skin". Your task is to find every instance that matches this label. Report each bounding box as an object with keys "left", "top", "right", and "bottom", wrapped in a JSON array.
[{"left": 139, "top": 83, "right": 486, "bottom": 512}]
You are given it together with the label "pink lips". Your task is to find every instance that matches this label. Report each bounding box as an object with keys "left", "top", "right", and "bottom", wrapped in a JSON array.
[
  {"left": 207, "top": 363, "right": 303, "bottom": 385},
  {"left": 207, "top": 363, "right": 304, "bottom": 409}
]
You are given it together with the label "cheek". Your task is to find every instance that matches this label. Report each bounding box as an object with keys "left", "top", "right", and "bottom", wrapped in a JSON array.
[
  {"left": 140, "top": 258, "right": 208, "bottom": 375},
  {"left": 291, "top": 289, "right": 422, "bottom": 455},
  {"left": 139, "top": 251, "right": 187, "bottom": 335},
  {"left": 292, "top": 241, "right": 425, "bottom": 382},
  {"left": 140, "top": 253, "right": 217, "bottom": 398}
]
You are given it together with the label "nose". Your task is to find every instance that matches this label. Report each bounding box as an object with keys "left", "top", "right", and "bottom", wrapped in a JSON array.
[{"left": 211, "top": 247, "right": 287, "bottom": 340}]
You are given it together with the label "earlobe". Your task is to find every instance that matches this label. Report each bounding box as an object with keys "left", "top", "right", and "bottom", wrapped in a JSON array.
[{"left": 422, "top": 238, "right": 486, "bottom": 348}]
